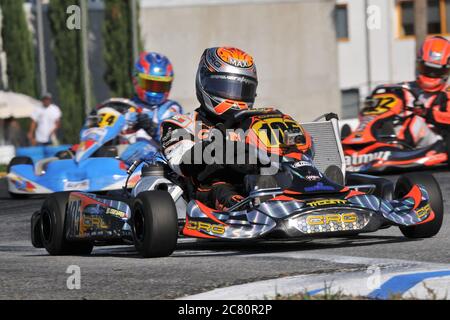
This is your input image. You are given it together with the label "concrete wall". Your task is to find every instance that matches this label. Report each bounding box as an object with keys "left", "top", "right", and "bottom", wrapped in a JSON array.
[{"left": 140, "top": 0, "right": 341, "bottom": 123}]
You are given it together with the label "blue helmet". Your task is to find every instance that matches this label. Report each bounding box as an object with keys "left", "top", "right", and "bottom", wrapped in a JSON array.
[{"left": 133, "top": 52, "right": 174, "bottom": 105}]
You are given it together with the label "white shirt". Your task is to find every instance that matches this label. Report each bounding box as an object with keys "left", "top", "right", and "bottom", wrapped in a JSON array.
[{"left": 31, "top": 104, "right": 62, "bottom": 143}]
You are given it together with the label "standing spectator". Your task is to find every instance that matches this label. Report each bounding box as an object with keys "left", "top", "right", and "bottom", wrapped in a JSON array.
[{"left": 27, "top": 93, "right": 62, "bottom": 146}]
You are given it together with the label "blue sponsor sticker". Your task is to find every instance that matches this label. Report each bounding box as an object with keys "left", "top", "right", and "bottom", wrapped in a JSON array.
[{"left": 304, "top": 182, "right": 336, "bottom": 192}]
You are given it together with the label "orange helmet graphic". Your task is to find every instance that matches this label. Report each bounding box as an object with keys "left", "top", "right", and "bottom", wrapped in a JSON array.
[
  {"left": 416, "top": 36, "right": 450, "bottom": 92},
  {"left": 196, "top": 47, "right": 258, "bottom": 121}
]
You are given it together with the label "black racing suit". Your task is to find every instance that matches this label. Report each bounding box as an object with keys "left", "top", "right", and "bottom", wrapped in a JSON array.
[{"left": 161, "top": 108, "right": 259, "bottom": 210}]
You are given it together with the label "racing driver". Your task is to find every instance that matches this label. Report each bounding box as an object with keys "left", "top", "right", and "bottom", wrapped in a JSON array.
[
  {"left": 160, "top": 47, "right": 313, "bottom": 210},
  {"left": 368, "top": 36, "right": 450, "bottom": 148},
  {"left": 120, "top": 52, "right": 184, "bottom": 164}
]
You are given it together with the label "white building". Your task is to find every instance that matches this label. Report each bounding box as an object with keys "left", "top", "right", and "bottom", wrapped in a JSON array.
[
  {"left": 139, "top": 0, "right": 340, "bottom": 121},
  {"left": 336, "top": 0, "right": 450, "bottom": 118}
]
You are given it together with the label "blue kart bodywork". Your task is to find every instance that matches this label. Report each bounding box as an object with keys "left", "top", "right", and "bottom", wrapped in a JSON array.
[
  {"left": 7, "top": 100, "right": 145, "bottom": 196},
  {"left": 16, "top": 145, "right": 72, "bottom": 163}
]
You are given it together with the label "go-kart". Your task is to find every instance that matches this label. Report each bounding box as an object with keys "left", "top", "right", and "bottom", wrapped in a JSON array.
[
  {"left": 7, "top": 99, "right": 144, "bottom": 198},
  {"left": 341, "top": 85, "right": 449, "bottom": 173},
  {"left": 30, "top": 110, "right": 443, "bottom": 257}
]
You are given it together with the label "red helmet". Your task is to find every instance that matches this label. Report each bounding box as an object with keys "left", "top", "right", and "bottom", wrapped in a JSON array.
[{"left": 416, "top": 36, "right": 450, "bottom": 92}]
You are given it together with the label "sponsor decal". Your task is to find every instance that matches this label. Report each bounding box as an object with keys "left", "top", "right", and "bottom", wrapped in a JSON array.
[
  {"left": 106, "top": 208, "right": 128, "bottom": 219},
  {"left": 306, "top": 199, "right": 349, "bottom": 207},
  {"left": 82, "top": 216, "right": 109, "bottom": 231},
  {"left": 345, "top": 151, "right": 392, "bottom": 166},
  {"left": 294, "top": 211, "right": 369, "bottom": 234},
  {"left": 292, "top": 161, "right": 311, "bottom": 168},
  {"left": 416, "top": 204, "right": 432, "bottom": 219},
  {"left": 64, "top": 180, "right": 90, "bottom": 191},
  {"left": 306, "top": 213, "right": 358, "bottom": 226},
  {"left": 67, "top": 199, "right": 82, "bottom": 218},
  {"left": 304, "top": 182, "right": 336, "bottom": 192},
  {"left": 186, "top": 221, "right": 225, "bottom": 235},
  {"left": 305, "top": 175, "right": 321, "bottom": 181},
  {"left": 11, "top": 177, "right": 36, "bottom": 192}
]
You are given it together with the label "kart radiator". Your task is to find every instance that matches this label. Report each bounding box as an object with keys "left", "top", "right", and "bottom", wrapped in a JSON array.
[{"left": 301, "top": 119, "right": 346, "bottom": 178}]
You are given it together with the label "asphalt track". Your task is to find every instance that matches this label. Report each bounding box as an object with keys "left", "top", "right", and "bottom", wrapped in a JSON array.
[{"left": 0, "top": 171, "right": 449, "bottom": 300}]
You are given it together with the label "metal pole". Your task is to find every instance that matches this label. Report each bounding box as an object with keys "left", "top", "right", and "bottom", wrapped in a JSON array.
[
  {"left": 364, "top": 0, "right": 372, "bottom": 94},
  {"left": 81, "top": 0, "right": 91, "bottom": 116},
  {"left": 131, "top": 0, "right": 139, "bottom": 67},
  {"left": 36, "top": 0, "right": 47, "bottom": 95},
  {"left": 414, "top": 0, "right": 427, "bottom": 52}
]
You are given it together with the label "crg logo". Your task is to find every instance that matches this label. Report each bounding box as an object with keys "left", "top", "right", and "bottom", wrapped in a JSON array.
[{"left": 345, "top": 151, "right": 391, "bottom": 166}]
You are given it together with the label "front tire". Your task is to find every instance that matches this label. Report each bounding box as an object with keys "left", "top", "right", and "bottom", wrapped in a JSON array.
[
  {"left": 444, "top": 130, "right": 450, "bottom": 169},
  {"left": 394, "top": 173, "right": 443, "bottom": 238},
  {"left": 8, "top": 156, "right": 34, "bottom": 199},
  {"left": 131, "top": 191, "right": 178, "bottom": 258},
  {"left": 40, "top": 192, "right": 93, "bottom": 255},
  {"left": 7, "top": 156, "right": 33, "bottom": 173},
  {"left": 341, "top": 124, "right": 352, "bottom": 140}
]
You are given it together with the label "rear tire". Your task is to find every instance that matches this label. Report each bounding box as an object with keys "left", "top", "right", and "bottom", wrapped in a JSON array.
[
  {"left": 131, "top": 191, "right": 178, "bottom": 258},
  {"left": 31, "top": 211, "right": 44, "bottom": 248},
  {"left": 40, "top": 192, "right": 93, "bottom": 255},
  {"left": 341, "top": 124, "right": 352, "bottom": 140},
  {"left": 394, "top": 173, "right": 443, "bottom": 238}
]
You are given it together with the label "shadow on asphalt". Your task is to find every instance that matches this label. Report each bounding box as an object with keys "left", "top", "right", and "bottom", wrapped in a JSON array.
[
  {"left": 20, "top": 234, "right": 422, "bottom": 259},
  {"left": 171, "top": 235, "right": 421, "bottom": 258}
]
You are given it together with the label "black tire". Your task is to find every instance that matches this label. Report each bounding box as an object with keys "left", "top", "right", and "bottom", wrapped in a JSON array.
[
  {"left": 394, "top": 173, "right": 443, "bottom": 238},
  {"left": 40, "top": 192, "right": 93, "bottom": 255},
  {"left": 7, "top": 156, "right": 33, "bottom": 173},
  {"left": 131, "top": 191, "right": 178, "bottom": 258},
  {"left": 341, "top": 124, "right": 352, "bottom": 140},
  {"left": 444, "top": 131, "right": 450, "bottom": 169},
  {"left": 31, "top": 211, "right": 44, "bottom": 248}
]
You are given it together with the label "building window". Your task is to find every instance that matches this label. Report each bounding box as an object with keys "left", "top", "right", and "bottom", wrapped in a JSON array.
[
  {"left": 341, "top": 88, "right": 360, "bottom": 119},
  {"left": 398, "top": 0, "right": 450, "bottom": 37},
  {"left": 335, "top": 4, "right": 349, "bottom": 41},
  {"left": 399, "top": 1, "right": 415, "bottom": 36}
]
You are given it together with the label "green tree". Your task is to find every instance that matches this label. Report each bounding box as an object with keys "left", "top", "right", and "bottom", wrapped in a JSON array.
[
  {"left": 0, "top": 0, "right": 37, "bottom": 97},
  {"left": 103, "top": 0, "right": 141, "bottom": 98},
  {"left": 48, "top": 0, "right": 85, "bottom": 143}
]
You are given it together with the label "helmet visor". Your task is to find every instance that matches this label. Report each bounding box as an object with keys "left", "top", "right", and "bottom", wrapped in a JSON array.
[
  {"left": 203, "top": 74, "right": 257, "bottom": 102},
  {"left": 417, "top": 61, "right": 450, "bottom": 79},
  {"left": 138, "top": 74, "right": 172, "bottom": 93}
]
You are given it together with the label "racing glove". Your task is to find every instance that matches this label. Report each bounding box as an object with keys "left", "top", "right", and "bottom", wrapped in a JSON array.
[{"left": 135, "top": 113, "right": 155, "bottom": 135}]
